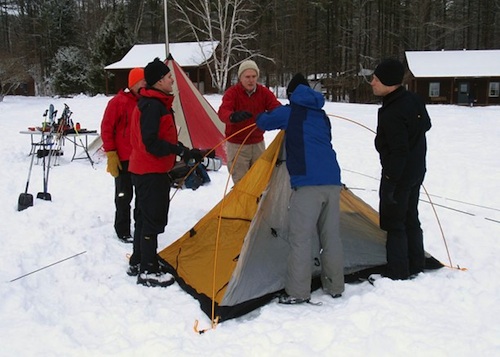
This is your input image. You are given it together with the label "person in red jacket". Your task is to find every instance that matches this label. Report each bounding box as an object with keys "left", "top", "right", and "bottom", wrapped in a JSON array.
[
  {"left": 218, "top": 60, "right": 281, "bottom": 184},
  {"left": 100, "top": 68, "right": 145, "bottom": 243},
  {"left": 128, "top": 58, "right": 202, "bottom": 287}
]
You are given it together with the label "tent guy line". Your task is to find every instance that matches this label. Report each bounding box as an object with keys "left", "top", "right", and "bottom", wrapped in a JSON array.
[
  {"left": 343, "top": 168, "right": 500, "bottom": 214},
  {"left": 329, "top": 113, "right": 499, "bottom": 215},
  {"left": 348, "top": 186, "right": 499, "bottom": 224}
]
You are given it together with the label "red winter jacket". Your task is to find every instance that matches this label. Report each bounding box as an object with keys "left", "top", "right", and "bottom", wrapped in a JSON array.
[
  {"left": 129, "top": 88, "right": 178, "bottom": 175},
  {"left": 100, "top": 89, "right": 139, "bottom": 161},
  {"left": 218, "top": 83, "right": 281, "bottom": 144}
]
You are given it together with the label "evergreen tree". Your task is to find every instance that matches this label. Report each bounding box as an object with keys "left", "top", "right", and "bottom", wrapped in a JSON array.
[
  {"left": 87, "top": 7, "right": 134, "bottom": 95},
  {"left": 51, "top": 46, "right": 89, "bottom": 95}
]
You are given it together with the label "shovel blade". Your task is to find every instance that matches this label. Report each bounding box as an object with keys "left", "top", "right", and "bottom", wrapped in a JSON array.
[
  {"left": 36, "top": 192, "right": 52, "bottom": 201},
  {"left": 18, "top": 193, "right": 34, "bottom": 211}
]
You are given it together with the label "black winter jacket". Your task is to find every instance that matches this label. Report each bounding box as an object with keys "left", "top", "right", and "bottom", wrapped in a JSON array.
[{"left": 374, "top": 86, "right": 431, "bottom": 184}]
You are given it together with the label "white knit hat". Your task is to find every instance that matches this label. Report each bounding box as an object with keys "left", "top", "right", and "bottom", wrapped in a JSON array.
[{"left": 238, "top": 60, "right": 260, "bottom": 78}]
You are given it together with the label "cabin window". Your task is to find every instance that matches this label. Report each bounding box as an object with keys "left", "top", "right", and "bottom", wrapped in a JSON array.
[
  {"left": 429, "top": 82, "right": 440, "bottom": 97},
  {"left": 489, "top": 82, "right": 499, "bottom": 97},
  {"left": 459, "top": 83, "right": 468, "bottom": 94}
]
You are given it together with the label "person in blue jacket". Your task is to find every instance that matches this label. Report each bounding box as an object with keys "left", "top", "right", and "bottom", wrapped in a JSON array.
[{"left": 256, "top": 73, "right": 344, "bottom": 304}]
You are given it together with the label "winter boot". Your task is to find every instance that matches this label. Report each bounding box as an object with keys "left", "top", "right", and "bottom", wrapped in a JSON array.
[
  {"left": 126, "top": 263, "right": 140, "bottom": 276},
  {"left": 137, "top": 272, "right": 175, "bottom": 287},
  {"left": 127, "top": 255, "right": 169, "bottom": 277},
  {"left": 118, "top": 235, "right": 134, "bottom": 244},
  {"left": 278, "top": 293, "right": 310, "bottom": 305}
]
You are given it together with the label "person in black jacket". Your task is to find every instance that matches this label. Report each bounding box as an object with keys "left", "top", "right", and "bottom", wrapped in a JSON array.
[
  {"left": 128, "top": 58, "right": 202, "bottom": 287},
  {"left": 371, "top": 59, "right": 432, "bottom": 280}
]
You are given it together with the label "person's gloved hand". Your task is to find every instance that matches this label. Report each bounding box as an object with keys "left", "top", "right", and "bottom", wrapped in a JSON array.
[
  {"left": 106, "top": 151, "right": 122, "bottom": 178},
  {"left": 188, "top": 148, "right": 203, "bottom": 163},
  {"left": 182, "top": 148, "right": 203, "bottom": 164},
  {"left": 380, "top": 176, "right": 397, "bottom": 205},
  {"left": 230, "top": 111, "right": 252, "bottom": 123},
  {"left": 174, "top": 142, "right": 188, "bottom": 157}
]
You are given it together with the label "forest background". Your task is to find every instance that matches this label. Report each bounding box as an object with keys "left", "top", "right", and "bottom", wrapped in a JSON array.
[{"left": 1, "top": 0, "right": 499, "bottom": 99}]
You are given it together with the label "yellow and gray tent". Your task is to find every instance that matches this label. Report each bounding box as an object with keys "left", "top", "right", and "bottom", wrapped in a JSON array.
[{"left": 158, "top": 131, "right": 442, "bottom": 322}]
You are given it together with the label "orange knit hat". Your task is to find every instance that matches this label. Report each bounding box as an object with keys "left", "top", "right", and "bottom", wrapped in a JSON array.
[{"left": 128, "top": 67, "right": 144, "bottom": 89}]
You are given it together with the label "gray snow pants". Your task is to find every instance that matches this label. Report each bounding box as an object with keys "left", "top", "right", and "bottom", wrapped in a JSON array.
[{"left": 285, "top": 185, "right": 344, "bottom": 299}]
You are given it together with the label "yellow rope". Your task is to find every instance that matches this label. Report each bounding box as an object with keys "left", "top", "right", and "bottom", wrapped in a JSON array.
[
  {"left": 169, "top": 123, "right": 257, "bottom": 201},
  {"left": 208, "top": 126, "right": 257, "bottom": 330},
  {"left": 180, "top": 123, "right": 257, "bottom": 334},
  {"left": 327, "top": 113, "right": 376, "bottom": 134}
]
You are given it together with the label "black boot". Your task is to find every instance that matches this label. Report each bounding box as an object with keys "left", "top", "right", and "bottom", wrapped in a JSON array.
[
  {"left": 137, "top": 271, "right": 175, "bottom": 287},
  {"left": 136, "top": 235, "right": 175, "bottom": 287}
]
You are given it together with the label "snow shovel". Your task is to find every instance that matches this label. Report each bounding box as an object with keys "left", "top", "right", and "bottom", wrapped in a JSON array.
[{"left": 18, "top": 142, "right": 37, "bottom": 211}]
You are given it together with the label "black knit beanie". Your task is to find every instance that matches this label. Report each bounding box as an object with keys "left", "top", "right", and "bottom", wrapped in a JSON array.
[
  {"left": 374, "top": 59, "right": 405, "bottom": 86},
  {"left": 145, "top": 58, "right": 170, "bottom": 87},
  {"left": 287, "top": 73, "right": 309, "bottom": 99}
]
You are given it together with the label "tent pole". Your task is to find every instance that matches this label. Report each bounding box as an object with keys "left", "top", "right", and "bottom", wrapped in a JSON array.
[{"left": 164, "top": 0, "right": 169, "bottom": 58}]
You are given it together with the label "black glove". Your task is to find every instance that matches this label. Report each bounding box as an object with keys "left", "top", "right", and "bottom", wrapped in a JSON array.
[
  {"left": 230, "top": 111, "right": 252, "bottom": 123},
  {"left": 380, "top": 176, "right": 397, "bottom": 205},
  {"left": 174, "top": 142, "right": 189, "bottom": 157},
  {"left": 183, "top": 148, "right": 203, "bottom": 164}
]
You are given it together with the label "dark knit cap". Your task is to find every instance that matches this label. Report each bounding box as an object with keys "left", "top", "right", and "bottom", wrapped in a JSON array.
[
  {"left": 287, "top": 73, "right": 309, "bottom": 99},
  {"left": 374, "top": 59, "right": 405, "bottom": 86},
  {"left": 144, "top": 58, "right": 170, "bottom": 87}
]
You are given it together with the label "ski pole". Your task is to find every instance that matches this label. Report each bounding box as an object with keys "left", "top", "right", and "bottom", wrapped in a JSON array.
[
  {"left": 43, "top": 107, "right": 60, "bottom": 192},
  {"left": 9, "top": 251, "right": 87, "bottom": 282}
]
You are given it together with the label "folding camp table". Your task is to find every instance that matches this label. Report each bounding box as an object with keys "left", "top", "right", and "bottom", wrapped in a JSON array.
[{"left": 20, "top": 130, "right": 99, "bottom": 165}]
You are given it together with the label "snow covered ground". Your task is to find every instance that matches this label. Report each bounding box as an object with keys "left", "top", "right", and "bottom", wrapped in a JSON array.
[{"left": 1, "top": 94, "right": 499, "bottom": 356}]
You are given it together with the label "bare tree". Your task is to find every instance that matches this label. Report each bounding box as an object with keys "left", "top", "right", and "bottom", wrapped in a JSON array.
[
  {"left": 2, "top": 0, "right": 500, "bottom": 99},
  {"left": 0, "top": 53, "right": 28, "bottom": 100},
  {"left": 171, "top": 0, "right": 271, "bottom": 92}
]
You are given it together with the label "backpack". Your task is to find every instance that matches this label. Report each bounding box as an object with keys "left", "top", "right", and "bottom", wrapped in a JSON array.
[
  {"left": 168, "top": 149, "right": 222, "bottom": 190},
  {"left": 169, "top": 161, "right": 211, "bottom": 190}
]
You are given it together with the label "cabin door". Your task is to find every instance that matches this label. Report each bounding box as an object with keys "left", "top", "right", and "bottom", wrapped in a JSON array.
[{"left": 457, "top": 82, "right": 470, "bottom": 105}]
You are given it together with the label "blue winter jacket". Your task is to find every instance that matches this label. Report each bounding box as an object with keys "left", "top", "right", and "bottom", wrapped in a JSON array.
[{"left": 256, "top": 84, "right": 341, "bottom": 188}]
